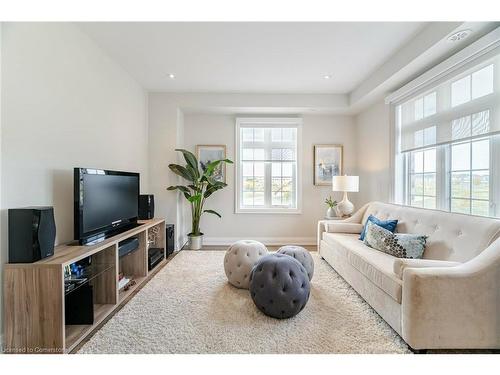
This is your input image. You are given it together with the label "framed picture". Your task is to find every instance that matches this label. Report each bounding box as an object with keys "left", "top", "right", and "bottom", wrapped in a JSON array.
[
  {"left": 313, "top": 144, "right": 343, "bottom": 186},
  {"left": 196, "top": 145, "right": 227, "bottom": 183}
]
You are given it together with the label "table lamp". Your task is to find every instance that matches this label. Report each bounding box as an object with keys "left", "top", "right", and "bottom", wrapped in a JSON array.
[{"left": 332, "top": 175, "right": 359, "bottom": 217}]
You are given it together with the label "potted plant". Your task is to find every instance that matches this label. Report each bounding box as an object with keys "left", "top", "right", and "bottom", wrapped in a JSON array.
[
  {"left": 325, "top": 196, "right": 338, "bottom": 219},
  {"left": 167, "top": 149, "right": 233, "bottom": 250}
]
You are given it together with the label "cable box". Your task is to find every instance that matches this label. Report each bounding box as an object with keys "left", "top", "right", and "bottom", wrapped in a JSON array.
[
  {"left": 148, "top": 247, "right": 164, "bottom": 271},
  {"left": 118, "top": 237, "right": 139, "bottom": 258}
]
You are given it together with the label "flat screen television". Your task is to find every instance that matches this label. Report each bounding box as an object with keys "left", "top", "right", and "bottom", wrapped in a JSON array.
[{"left": 74, "top": 168, "right": 140, "bottom": 245}]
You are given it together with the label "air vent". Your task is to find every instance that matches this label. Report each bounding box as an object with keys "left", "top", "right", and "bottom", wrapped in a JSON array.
[{"left": 447, "top": 29, "right": 472, "bottom": 42}]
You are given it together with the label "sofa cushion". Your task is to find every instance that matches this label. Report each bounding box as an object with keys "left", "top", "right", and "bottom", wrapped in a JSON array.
[
  {"left": 363, "top": 221, "right": 427, "bottom": 259},
  {"left": 392, "top": 258, "right": 462, "bottom": 279},
  {"left": 322, "top": 232, "right": 402, "bottom": 303},
  {"left": 359, "top": 214, "right": 398, "bottom": 240}
]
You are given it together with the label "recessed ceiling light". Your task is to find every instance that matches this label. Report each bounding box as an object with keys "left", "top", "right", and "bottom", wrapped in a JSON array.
[
  {"left": 324, "top": 75, "right": 332, "bottom": 80},
  {"left": 168, "top": 73, "right": 175, "bottom": 79},
  {"left": 447, "top": 30, "right": 472, "bottom": 42}
]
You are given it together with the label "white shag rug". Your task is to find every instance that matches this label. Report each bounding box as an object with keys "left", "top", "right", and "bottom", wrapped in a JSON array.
[{"left": 78, "top": 251, "right": 410, "bottom": 354}]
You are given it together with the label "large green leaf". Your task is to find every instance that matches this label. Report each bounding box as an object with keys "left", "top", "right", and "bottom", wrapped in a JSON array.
[
  {"left": 167, "top": 185, "right": 190, "bottom": 194},
  {"left": 175, "top": 149, "right": 199, "bottom": 177},
  {"left": 204, "top": 186, "right": 219, "bottom": 198},
  {"left": 167, "top": 185, "right": 192, "bottom": 201},
  {"left": 203, "top": 158, "right": 233, "bottom": 178},
  {"left": 187, "top": 194, "right": 202, "bottom": 203},
  {"left": 203, "top": 181, "right": 226, "bottom": 198},
  {"left": 186, "top": 164, "right": 200, "bottom": 181},
  {"left": 168, "top": 164, "right": 194, "bottom": 182},
  {"left": 205, "top": 176, "right": 218, "bottom": 186},
  {"left": 204, "top": 209, "right": 222, "bottom": 218}
]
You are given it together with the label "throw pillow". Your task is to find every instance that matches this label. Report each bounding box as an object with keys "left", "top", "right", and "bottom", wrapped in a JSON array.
[
  {"left": 359, "top": 214, "right": 398, "bottom": 240},
  {"left": 363, "top": 221, "right": 427, "bottom": 259}
]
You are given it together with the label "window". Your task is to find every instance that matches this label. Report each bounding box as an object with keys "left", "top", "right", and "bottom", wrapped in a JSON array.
[
  {"left": 394, "top": 53, "right": 499, "bottom": 218},
  {"left": 236, "top": 118, "right": 302, "bottom": 213},
  {"left": 450, "top": 138, "right": 490, "bottom": 216},
  {"left": 409, "top": 148, "right": 436, "bottom": 209},
  {"left": 451, "top": 65, "right": 494, "bottom": 107}
]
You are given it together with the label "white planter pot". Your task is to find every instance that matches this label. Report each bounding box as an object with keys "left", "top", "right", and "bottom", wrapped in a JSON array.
[
  {"left": 188, "top": 234, "right": 203, "bottom": 250},
  {"left": 326, "top": 207, "right": 337, "bottom": 219}
]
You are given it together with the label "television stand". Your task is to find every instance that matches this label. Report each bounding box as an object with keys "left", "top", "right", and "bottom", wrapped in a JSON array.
[{"left": 3, "top": 218, "right": 166, "bottom": 354}]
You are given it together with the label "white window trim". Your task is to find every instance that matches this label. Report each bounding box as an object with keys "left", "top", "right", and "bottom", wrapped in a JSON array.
[{"left": 235, "top": 117, "right": 303, "bottom": 214}]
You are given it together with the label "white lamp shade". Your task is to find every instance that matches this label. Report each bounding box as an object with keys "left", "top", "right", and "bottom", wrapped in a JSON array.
[{"left": 332, "top": 175, "right": 359, "bottom": 192}]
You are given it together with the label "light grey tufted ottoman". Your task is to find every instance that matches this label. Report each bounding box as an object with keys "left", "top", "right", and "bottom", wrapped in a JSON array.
[
  {"left": 277, "top": 245, "right": 314, "bottom": 281},
  {"left": 224, "top": 240, "right": 268, "bottom": 289},
  {"left": 249, "top": 253, "right": 311, "bottom": 319}
]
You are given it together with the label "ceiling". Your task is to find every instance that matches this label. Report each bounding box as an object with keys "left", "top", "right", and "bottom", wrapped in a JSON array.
[{"left": 78, "top": 22, "right": 427, "bottom": 94}]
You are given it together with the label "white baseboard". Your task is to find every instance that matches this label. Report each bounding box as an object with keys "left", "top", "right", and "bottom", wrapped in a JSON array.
[{"left": 202, "top": 237, "right": 316, "bottom": 246}]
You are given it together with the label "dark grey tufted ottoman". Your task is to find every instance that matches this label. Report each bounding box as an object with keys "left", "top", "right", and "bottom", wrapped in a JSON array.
[
  {"left": 249, "top": 253, "right": 310, "bottom": 319},
  {"left": 277, "top": 245, "right": 314, "bottom": 281}
]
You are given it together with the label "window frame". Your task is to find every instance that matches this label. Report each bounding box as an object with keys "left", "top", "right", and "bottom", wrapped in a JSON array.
[
  {"left": 400, "top": 135, "right": 498, "bottom": 218},
  {"left": 448, "top": 137, "right": 492, "bottom": 216},
  {"left": 235, "top": 117, "right": 303, "bottom": 214},
  {"left": 407, "top": 146, "right": 438, "bottom": 209}
]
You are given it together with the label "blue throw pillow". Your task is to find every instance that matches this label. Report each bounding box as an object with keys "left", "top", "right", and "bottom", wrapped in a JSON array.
[{"left": 359, "top": 214, "right": 398, "bottom": 240}]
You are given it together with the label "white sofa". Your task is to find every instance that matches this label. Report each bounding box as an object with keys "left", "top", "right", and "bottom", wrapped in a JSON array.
[{"left": 318, "top": 201, "right": 500, "bottom": 350}]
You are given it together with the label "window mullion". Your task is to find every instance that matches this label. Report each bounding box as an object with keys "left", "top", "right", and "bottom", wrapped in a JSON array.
[
  {"left": 264, "top": 129, "right": 272, "bottom": 208},
  {"left": 491, "top": 135, "right": 499, "bottom": 216},
  {"left": 437, "top": 145, "right": 448, "bottom": 211},
  {"left": 469, "top": 142, "right": 473, "bottom": 214}
]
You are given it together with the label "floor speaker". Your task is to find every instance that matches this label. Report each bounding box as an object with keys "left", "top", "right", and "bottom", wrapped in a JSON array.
[{"left": 166, "top": 224, "right": 174, "bottom": 256}]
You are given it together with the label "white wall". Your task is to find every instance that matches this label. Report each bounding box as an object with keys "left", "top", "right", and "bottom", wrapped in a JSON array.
[
  {"left": 147, "top": 93, "right": 363, "bottom": 247},
  {"left": 147, "top": 96, "right": 184, "bottom": 246},
  {"left": 1, "top": 23, "right": 148, "bottom": 336},
  {"left": 182, "top": 113, "right": 358, "bottom": 244},
  {"left": 355, "top": 99, "right": 392, "bottom": 206}
]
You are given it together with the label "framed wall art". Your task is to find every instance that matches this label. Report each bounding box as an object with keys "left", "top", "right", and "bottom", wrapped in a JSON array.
[
  {"left": 313, "top": 144, "right": 343, "bottom": 186},
  {"left": 196, "top": 144, "right": 227, "bottom": 183}
]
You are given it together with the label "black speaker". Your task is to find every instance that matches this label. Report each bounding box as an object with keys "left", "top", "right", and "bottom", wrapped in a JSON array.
[
  {"left": 139, "top": 194, "right": 155, "bottom": 220},
  {"left": 166, "top": 224, "right": 174, "bottom": 256},
  {"left": 65, "top": 284, "right": 94, "bottom": 325},
  {"left": 8, "top": 207, "right": 56, "bottom": 263}
]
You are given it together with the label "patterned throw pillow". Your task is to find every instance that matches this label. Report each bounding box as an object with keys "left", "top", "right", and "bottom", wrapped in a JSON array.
[
  {"left": 359, "top": 214, "right": 398, "bottom": 241},
  {"left": 363, "top": 221, "right": 427, "bottom": 259}
]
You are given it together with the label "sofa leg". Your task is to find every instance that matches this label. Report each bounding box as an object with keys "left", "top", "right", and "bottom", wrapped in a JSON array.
[{"left": 409, "top": 347, "right": 428, "bottom": 354}]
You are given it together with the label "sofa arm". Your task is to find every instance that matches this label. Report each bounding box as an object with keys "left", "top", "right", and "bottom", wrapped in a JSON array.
[
  {"left": 326, "top": 222, "right": 364, "bottom": 234},
  {"left": 401, "top": 245, "right": 500, "bottom": 349},
  {"left": 317, "top": 203, "right": 370, "bottom": 250},
  {"left": 393, "top": 258, "right": 461, "bottom": 279}
]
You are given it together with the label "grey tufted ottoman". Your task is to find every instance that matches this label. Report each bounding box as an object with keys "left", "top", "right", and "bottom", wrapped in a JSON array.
[
  {"left": 224, "top": 240, "right": 268, "bottom": 289},
  {"left": 249, "top": 253, "right": 310, "bottom": 319},
  {"left": 277, "top": 245, "right": 314, "bottom": 281}
]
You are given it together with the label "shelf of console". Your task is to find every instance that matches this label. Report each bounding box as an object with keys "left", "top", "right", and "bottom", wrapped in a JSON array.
[{"left": 3, "top": 218, "right": 166, "bottom": 354}]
